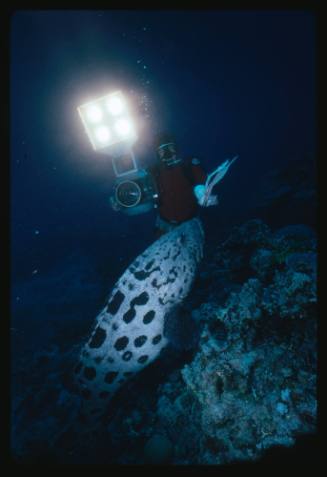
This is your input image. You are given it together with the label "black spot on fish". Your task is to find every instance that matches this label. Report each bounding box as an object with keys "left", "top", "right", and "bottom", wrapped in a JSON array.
[
  {"left": 163, "top": 250, "right": 171, "bottom": 260},
  {"left": 134, "top": 260, "right": 140, "bottom": 268},
  {"left": 122, "top": 351, "right": 132, "bottom": 361},
  {"left": 128, "top": 283, "right": 135, "bottom": 290},
  {"left": 74, "top": 362, "right": 82, "bottom": 374},
  {"left": 123, "top": 307, "right": 136, "bottom": 323},
  {"left": 131, "top": 292, "right": 149, "bottom": 306},
  {"left": 81, "top": 389, "right": 92, "bottom": 400},
  {"left": 152, "top": 334, "right": 162, "bottom": 345},
  {"left": 99, "top": 391, "right": 110, "bottom": 399},
  {"left": 169, "top": 266, "right": 177, "bottom": 276},
  {"left": 134, "top": 335, "right": 147, "bottom": 347},
  {"left": 105, "top": 371, "right": 118, "bottom": 384},
  {"left": 114, "top": 336, "right": 129, "bottom": 351},
  {"left": 94, "top": 356, "right": 103, "bottom": 364},
  {"left": 89, "top": 327, "right": 107, "bottom": 348},
  {"left": 134, "top": 267, "right": 161, "bottom": 280},
  {"left": 151, "top": 278, "right": 161, "bottom": 289},
  {"left": 145, "top": 259, "right": 155, "bottom": 270},
  {"left": 84, "top": 367, "right": 96, "bottom": 380},
  {"left": 159, "top": 297, "right": 165, "bottom": 306},
  {"left": 138, "top": 355, "right": 149, "bottom": 364},
  {"left": 143, "top": 310, "right": 155, "bottom": 324},
  {"left": 134, "top": 270, "right": 148, "bottom": 280},
  {"left": 179, "top": 288, "right": 183, "bottom": 295},
  {"left": 107, "top": 290, "right": 125, "bottom": 315},
  {"left": 112, "top": 322, "right": 118, "bottom": 331},
  {"left": 172, "top": 249, "right": 181, "bottom": 261},
  {"left": 183, "top": 265, "right": 186, "bottom": 272},
  {"left": 107, "top": 356, "right": 114, "bottom": 363}
]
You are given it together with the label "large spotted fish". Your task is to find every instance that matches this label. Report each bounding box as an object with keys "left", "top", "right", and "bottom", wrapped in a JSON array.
[{"left": 74, "top": 218, "right": 204, "bottom": 422}]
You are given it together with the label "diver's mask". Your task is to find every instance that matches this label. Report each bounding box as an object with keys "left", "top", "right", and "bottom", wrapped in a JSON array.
[{"left": 157, "top": 142, "right": 181, "bottom": 167}]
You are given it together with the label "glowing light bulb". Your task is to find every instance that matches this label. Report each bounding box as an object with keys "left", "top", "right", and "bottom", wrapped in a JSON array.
[
  {"left": 86, "top": 105, "right": 103, "bottom": 123},
  {"left": 94, "top": 126, "right": 111, "bottom": 144},
  {"left": 107, "top": 96, "right": 125, "bottom": 115},
  {"left": 114, "top": 119, "right": 133, "bottom": 137}
]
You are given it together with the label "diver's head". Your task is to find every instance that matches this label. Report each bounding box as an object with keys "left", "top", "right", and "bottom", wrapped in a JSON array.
[{"left": 155, "top": 132, "right": 181, "bottom": 167}]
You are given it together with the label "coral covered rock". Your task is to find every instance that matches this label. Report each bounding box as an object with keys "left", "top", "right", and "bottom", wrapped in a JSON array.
[
  {"left": 154, "top": 220, "right": 317, "bottom": 464},
  {"left": 11, "top": 219, "right": 317, "bottom": 465}
]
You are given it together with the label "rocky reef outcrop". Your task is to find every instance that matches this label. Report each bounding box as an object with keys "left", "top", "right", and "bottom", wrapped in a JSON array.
[{"left": 10, "top": 219, "right": 317, "bottom": 465}]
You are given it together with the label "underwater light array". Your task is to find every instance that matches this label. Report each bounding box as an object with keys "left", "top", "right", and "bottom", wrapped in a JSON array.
[{"left": 77, "top": 91, "right": 137, "bottom": 151}]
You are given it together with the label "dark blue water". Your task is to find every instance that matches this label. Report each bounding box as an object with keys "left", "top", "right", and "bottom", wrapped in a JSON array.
[
  {"left": 11, "top": 9, "right": 315, "bottom": 279},
  {"left": 9, "top": 10, "right": 317, "bottom": 465}
]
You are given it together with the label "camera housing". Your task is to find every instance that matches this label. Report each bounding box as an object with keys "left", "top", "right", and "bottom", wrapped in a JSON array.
[{"left": 110, "top": 168, "right": 159, "bottom": 215}]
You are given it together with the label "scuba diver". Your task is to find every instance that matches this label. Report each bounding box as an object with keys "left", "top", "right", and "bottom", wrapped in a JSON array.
[
  {"left": 148, "top": 133, "right": 237, "bottom": 238},
  {"left": 109, "top": 131, "right": 238, "bottom": 237},
  {"left": 77, "top": 90, "right": 237, "bottom": 237},
  {"left": 148, "top": 133, "right": 208, "bottom": 238}
]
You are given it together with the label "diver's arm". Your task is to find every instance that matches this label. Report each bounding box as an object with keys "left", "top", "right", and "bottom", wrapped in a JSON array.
[
  {"left": 194, "top": 184, "right": 218, "bottom": 206},
  {"left": 190, "top": 157, "right": 218, "bottom": 207}
]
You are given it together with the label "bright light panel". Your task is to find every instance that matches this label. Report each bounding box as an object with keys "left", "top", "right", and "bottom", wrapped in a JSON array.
[
  {"left": 77, "top": 91, "right": 137, "bottom": 151},
  {"left": 106, "top": 95, "right": 125, "bottom": 115},
  {"left": 86, "top": 105, "right": 103, "bottom": 123},
  {"left": 114, "top": 118, "right": 133, "bottom": 137},
  {"left": 94, "top": 126, "right": 111, "bottom": 144}
]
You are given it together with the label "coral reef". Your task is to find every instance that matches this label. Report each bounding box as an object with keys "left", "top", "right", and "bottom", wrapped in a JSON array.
[{"left": 10, "top": 219, "right": 317, "bottom": 465}]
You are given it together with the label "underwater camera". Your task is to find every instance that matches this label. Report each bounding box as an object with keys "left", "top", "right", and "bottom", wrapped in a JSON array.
[
  {"left": 77, "top": 90, "right": 158, "bottom": 215},
  {"left": 109, "top": 150, "right": 159, "bottom": 216}
]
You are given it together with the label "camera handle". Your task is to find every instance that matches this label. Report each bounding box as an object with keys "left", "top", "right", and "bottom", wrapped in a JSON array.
[{"left": 111, "top": 148, "right": 138, "bottom": 178}]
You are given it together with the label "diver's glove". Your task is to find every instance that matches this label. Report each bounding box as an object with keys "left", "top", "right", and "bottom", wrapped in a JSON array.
[
  {"left": 194, "top": 155, "right": 238, "bottom": 207},
  {"left": 194, "top": 184, "right": 218, "bottom": 206}
]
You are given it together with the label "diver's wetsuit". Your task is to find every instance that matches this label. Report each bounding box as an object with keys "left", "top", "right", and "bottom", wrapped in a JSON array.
[{"left": 150, "top": 158, "right": 207, "bottom": 238}]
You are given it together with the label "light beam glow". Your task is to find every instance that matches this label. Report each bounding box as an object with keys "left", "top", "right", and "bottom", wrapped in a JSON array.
[
  {"left": 78, "top": 90, "right": 137, "bottom": 151},
  {"left": 86, "top": 105, "right": 103, "bottom": 123},
  {"left": 106, "top": 95, "right": 125, "bottom": 115},
  {"left": 94, "top": 126, "right": 111, "bottom": 144},
  {"left": 114, "top": 118, "right": 133, "bottom": 137}
]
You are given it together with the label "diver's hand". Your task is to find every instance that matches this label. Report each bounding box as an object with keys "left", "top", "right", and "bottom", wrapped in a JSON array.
[{"left": 193, "top": 185, "right": 218, "bottom": 207}]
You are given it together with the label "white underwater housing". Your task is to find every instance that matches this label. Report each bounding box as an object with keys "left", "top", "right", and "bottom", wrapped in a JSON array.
[
  {"left": 110, "top": 165, "right": 159, "bottom": 216},
  {"left": 77, "top": 90, "right": 159, "bottom": 216}
]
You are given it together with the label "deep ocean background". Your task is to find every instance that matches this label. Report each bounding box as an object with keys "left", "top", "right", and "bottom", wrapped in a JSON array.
[{"left": 10, "top": 9, "right": 317, "bottom": 466}]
